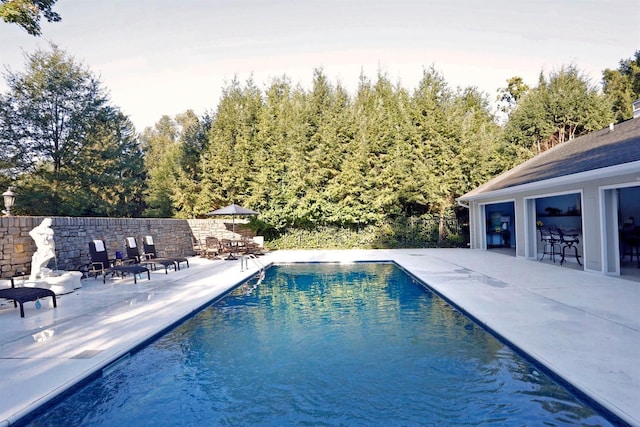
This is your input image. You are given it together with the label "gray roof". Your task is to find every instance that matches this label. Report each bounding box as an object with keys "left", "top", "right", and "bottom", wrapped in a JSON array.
[{"left": 460, "top": 117, "right": 640, "bottom": 199}]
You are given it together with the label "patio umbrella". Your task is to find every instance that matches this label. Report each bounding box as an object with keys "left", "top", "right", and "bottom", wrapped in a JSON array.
[{"left": 206, "top": 203, "right": 259, "bottom": 235}]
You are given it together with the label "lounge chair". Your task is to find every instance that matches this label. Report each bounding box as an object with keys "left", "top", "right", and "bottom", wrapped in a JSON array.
[
  {"left": 0, "top": 279, "right": 57, "bottom": 317},
  {"left": 88, "top": 240, "right": 150, "bottom": 284},
  {"left": 142, "top": 236, "right": 189, "bottom": 270},
  {"left": 125, "top": 237, "right": 174, "bottom": 274},
  {"left": 192, "top": 236, "right": 206, "bottom": 257}
]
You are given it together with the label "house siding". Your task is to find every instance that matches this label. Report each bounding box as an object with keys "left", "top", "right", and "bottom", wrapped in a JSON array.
[{"left": 467, "top": 169, "right": 640, "bottom": 273}]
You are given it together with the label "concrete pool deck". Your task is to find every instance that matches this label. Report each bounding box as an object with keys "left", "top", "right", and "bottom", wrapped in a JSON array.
[{"left": 0, "top": 249, "right": 638, "bottom": 426}]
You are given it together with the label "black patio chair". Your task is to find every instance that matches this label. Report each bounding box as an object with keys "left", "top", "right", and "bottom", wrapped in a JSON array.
[
  {"left": 88, "top": 240, "right": 150, "bottom": 284},
  {"left": 539, "top": 227, "right": 560, "bottom": 262},
  {"left": 558, "top": 229, "right": 582, "bottom": 266},
  {"left": 125, "top": 237, "right": 174, "bottom": 274},
  {"left": 143, "top": 236, "right": 189, "bottom": 270}
]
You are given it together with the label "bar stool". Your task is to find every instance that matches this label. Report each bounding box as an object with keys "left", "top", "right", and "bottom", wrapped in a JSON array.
[
  {"left": 539, "top": 227, "right": 560, "bottom": 262},
  {"left": 559, "top": 230, "right": 582, "bottom": 266}
]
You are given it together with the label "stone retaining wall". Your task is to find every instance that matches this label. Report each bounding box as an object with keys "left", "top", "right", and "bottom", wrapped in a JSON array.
[{"left": 0, "top": 216, "right": 253, "bottom": 278}]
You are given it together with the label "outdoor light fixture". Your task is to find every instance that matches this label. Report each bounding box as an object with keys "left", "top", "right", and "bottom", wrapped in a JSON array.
[{"left": 2, "top": 187, "right": 16, "bottom": 216}]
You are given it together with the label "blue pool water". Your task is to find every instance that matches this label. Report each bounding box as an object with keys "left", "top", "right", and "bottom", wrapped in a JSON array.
[{"left": 26, "top": 263, "right": 611, "bottom": 426}]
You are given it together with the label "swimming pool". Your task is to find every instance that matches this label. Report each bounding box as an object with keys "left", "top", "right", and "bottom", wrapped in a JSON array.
[{"left": 24, "top": 263, "right": 612, "bottom": 425}]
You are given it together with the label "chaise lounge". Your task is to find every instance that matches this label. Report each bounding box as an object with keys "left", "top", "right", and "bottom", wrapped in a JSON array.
[
  {"left": 125, "top": 237, "right": 174, "bottom": 274},
  {"left": 143, "top": 236, "right": 189, "bottom": 270},
  {"left": 88, "top": 240, "right": 150, "bottom": 284},
  {"left": 0, "top": 275, "right": 57, "bottom": 317}
]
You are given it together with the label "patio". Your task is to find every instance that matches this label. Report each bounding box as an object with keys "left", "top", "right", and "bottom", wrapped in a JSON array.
[{"left": 0, "top": 249, "right": 638, "bottom": 426}]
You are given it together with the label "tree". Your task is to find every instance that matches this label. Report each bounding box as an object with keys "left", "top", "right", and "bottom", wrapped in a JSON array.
[
  {"left": 496, "top": 76, "right": 529, "bottom": 116},
  {"left": 603, "top": 50, "right": 640, "bottom": 122},
  {"left": 172, "top": 110, "right": 210, "bottom": 218},
  {"left": 195, "top": 77, "right": 262, "bottom": 216},
  {"left": 1, "top": 0, "right": 60, "bottom": 36},
  {"left": 141, "top": 110, "right": 210, "bottom": 218},
  {"left": 190, "top": 66, "right": 508, "bottom": 242},
  {"left": 63, "top": 110, "right": 146, "bottom": 217},
  {"left": 365, "top": 72, "right": 415, "bottom": 219},
  {"left": 284, "top": 69, "right": 350, "bottom": 228},
  {"left": 0, "top": 44, "right": 145, "bottom": 216},
  {"left": 140, "top": 116, "right": 180, "bottom": 217},
  {"left": 450, "top": 87, "right": 504, "bottom": 200},
  {"left": 503, "top": 65, "right": 613, "bottom": 155},
  {"left": 409, "top": 67, "right": 457, "bottom": 223},
  {"left": 247, "top": 76, "right": 300, "bottom": 230}
]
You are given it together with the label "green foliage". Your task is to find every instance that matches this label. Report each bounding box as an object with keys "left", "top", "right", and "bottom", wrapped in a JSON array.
[
  {"left": 172, "top": 111, "right": 211, "bottom": 218},
  {"left": 503, "top": 65, "right": 613, "bottom": 156},
  {"left": 168, "top": 66, "right": 510, "bottom": 243},
  {"left": 0, "top": 0, "right": 60, "bottom": 35},
  {"left": 140, "top": 116, "right": 180, "bottom": 217},
  {"left": 187, "top": 62, "right": 618, "bottom": 244},
  {"left": 0, "top": 45, "right": 145, "bottom": 216},
  {"left": 3, "top": 42, "right": 630, "bottom": 249},
  {"left": 266, "top": 215, "right": 467, "bottom": 250},
  {"left": 603, "top": 50, "right": 640, "bottom": 122},
  {"left": 194, "top": 77, "right": 263, "bottom": 216},
  {"left": 497, "top": 76, "right": 529, "bottom": 115}
]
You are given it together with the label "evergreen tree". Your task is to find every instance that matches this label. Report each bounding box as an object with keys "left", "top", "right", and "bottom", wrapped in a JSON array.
[
  {"left": 409, "top": 67, "right": 456, "bottom": 218},
  {"left": 289, "top": 69, "right": 350, "bottom": 228},
  {"left": 248, "top": 77, "right": 298, "bottom": 229},
  {"left": 195, "top": 77, "right": 262, "bottom": 216},
  {"left": 504, "top": 65, "right": 613, "bottom": 155},
  {"left": 140, "top": 115, "right": 180, "bottom": 217},
  {"left": 603, "top": 50, "right": 640, "bottom": 122},
  {"left": 274, "top": 82, "right": 312, "bottom": 227},
  {"left": 172, "top": 110, "right": 210, "bottom": 218}
]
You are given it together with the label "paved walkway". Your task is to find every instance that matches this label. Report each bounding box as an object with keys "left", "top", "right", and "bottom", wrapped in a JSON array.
[{"left": 0, "top": 249, "right": 638, "bottom": 426}]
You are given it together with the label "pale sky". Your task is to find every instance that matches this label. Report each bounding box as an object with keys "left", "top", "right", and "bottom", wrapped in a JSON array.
[{"left": 1, "top": 0, "right": 639, "bottom": 131}]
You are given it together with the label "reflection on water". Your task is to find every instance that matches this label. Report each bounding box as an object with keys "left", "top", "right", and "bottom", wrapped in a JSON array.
[{"left": 26, "top": 263, "right": 612, "bottom": 426}]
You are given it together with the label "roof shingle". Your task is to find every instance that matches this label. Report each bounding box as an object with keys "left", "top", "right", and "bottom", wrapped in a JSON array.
[{"left": 462, "top": 117, "right": 640, "bottom": 198}]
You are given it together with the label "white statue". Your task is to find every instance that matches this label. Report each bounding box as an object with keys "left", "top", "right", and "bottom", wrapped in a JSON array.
[
  {"left": 29, "top": 218, "right": 56, "bottom": 281},
  {"left": 24, "top": 218, "right": 82, "bottom": 294}
]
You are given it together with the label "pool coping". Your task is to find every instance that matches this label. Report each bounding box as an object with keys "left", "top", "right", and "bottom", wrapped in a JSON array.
[{"left": 0, "top": 249, "right": 638, "bottom": 426}]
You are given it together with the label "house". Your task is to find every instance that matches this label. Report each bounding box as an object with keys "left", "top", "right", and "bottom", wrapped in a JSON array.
[{"left": 457, "top": 100, "right": 640, "bottom": 277}]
